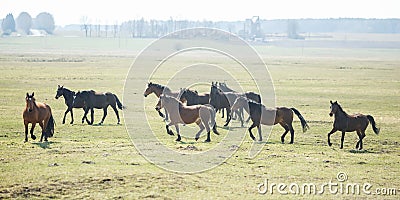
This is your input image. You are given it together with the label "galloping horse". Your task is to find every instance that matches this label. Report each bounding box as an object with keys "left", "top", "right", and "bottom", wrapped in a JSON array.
[
  {"left": 328, "top": 101, "right": 380, "bottom": 150},
  {"left": 231, "top": 96, "right": 309, "bottom": 143},
  {"left": 155, "top": 95, "right": 219, "bottom": 142},
  {"left": 23, "top": 92, "right": 55, "bottom": 142},
  {"left": 74, "top": 90, "right": 123, "bottom": 125},
  {"left": 144, "top": 82, "right": 180, "bottom": 121},
  {"left": 55, "top": 85, "right": 86, "bottom": 124}
]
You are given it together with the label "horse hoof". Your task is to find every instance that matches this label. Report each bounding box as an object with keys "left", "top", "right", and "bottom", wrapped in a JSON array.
[
  {"left": 195, "top": 137, "right": 199, "bottom": 141},
  {"left": 204, "top": 139, "right": 211, "bottom": 143},
  {"left": 328, "top": 143, "right": 332, "bottom": 147},
  {"left": 31, "top": 135, "right": 36, "bottom": 140},
  {"left": 70, "top": 122, "right": 73, "bottom": 124},
  {"left": 175, "top": 138, "right": 181, "bottom": 142},
  {"left": 167, "top": 131, "right": 174, "bottom": 136},
  {"left": 24, "top": 140, "right": 28, "bottom": 143}
]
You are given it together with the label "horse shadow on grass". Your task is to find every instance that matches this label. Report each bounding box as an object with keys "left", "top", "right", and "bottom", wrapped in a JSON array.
[
  {"left": 348, "top": 149, "right": 377, "bottom": 154},
  {"left": 32, "top": 141, "right": 59, "bottom": 149}
]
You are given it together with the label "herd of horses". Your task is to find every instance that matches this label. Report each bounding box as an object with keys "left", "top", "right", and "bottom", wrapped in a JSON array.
[
  {"left": 144, "top": 82, "right": 380, "bottom": 150},
  {"left": 23, "top": 82, "right": 380, "bottom": 150}
]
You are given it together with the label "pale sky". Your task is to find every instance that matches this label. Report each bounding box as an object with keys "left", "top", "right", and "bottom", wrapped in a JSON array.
[{"left": 1, "top": 0, "right": 399, "bottom": 26}]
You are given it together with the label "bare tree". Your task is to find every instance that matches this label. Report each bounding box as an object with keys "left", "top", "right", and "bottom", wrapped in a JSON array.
[{"left": 81, "top": 16, "right": 90, "bottom": 37}]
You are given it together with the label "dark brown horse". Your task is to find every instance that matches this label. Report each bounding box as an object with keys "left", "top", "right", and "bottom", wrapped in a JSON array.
[
  {"left": 155, "top": 95, "right": 219, "bottom": 142},
  {"left": 328, "top": 101, "right": 380, "bottom": 150},
  {"left": 231, "top": 96, "right": 309, "bottom": 143},
  {"left": 74, "top": 90, "right": 123, "bottom": 125},
  {"left": 144, "top": 82, "right": 180, "bottom": 121},
  {"left": 209, "top": 83, "right": 236, "bottom": 126},
  {"left": 55, "top": 85, "right": 86, "bottom": 124},
  {"left": 179, "top": 88, "right": 209, "bottom": 106},
  {"left": 23, "top": 92, "right": 55, "bottom": 142}
]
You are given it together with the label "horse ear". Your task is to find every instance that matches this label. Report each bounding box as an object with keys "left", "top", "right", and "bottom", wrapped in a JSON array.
[
  {"left": 330, "top": 100, "right": 333, "bottom": 104},
  {"left": 58, "top": 85, "right": 60, "bottom": 88},
  {"left": 26, "top": 93, "right": 29, "bottom": 98},
  {"left": 334, "top": 101, "right": 337, "bottom": 104},
  {"left": 32, "top": 92, "right": 34, "bottom": 97}
]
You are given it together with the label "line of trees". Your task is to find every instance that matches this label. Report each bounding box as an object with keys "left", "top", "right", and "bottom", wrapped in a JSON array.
[{"left": 1, "top": 12, "right": 55, "bottom": 36}]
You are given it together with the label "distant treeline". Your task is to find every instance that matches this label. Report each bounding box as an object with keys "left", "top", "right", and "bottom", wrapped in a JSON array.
[
  {"left": 261, "top": 18, "right": 400, "bottom": 34},
  {"left": 63, "top": 18, "right": 400, "bottom": 39}
]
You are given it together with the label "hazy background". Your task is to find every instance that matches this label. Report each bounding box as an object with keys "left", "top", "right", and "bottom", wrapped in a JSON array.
[{"left": 1, "top": 0, "right": 399, "bottom": 26}]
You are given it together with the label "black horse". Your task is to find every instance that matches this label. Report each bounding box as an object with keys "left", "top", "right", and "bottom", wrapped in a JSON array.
[
  {"left": 74, "top": 90, "right": 124, "bottom": 125},
  {"left": 179, "top": 88, "right": 210, "bottom": 106},
  {"left": 55, "top": 85, "right": 86, "bottom": 124}
]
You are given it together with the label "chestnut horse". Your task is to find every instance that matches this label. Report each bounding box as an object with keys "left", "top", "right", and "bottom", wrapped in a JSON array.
[
  {"left": 155, "top": 95, "right": 219, "bottom": 142},
  {"left": 23, "top": 92, "right": 55, "bottom": 142},
  {"left": 231, "top": 96, "right": 309, "bottom": 143},
  {"left": 144, "top": 82, "right": 180, "bottom": 121},
  {"left": 328, "top": 101, "right": 380, "bottom": 150}
]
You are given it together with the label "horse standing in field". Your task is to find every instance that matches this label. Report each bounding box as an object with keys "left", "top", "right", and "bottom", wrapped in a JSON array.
[
  {"left": 328, "top": 101, "right": 380, "bottom": 150},
  {"left": 144, "top": 82, "right": 181, "bottom": 121},
  {"left": 155, "top": 95, "right": 219, "bottom": 142},
  {"left": 55, "top": 85, "right": 87, "bottom": 124},
  {"left": 179, "top": 88, "right": 209, "bottom": 106},
  {"left": 231, "top": 96, "right": 309, "bottom": 143},
  {"left": 74, "top": 90, "right": 123, "bottom": 125},
  {"left": 23, "top": 92, "right": 55, "bottom": 142}
]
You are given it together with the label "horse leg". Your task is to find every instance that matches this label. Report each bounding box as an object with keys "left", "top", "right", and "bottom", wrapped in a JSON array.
[
  {"left": 238, "top": 109, "right": 244, "bottom": 127},
  {"left": 327, "top": 128, "right": 337, "bottom": 146},
  {"left": 82, "top": 108, "right": 89, "bottom": 124},
  {"left": 223, "top": 108, "right": 232, "bottom": 127},
  {"left": 29, "top": 123, "right": 37, "bottom": 141},
  {"left": 340, "top": 131, "right": 346, "bottom": 149},
  {"left": 24, "top": 122, "right": 29, "bottom": 142},
  {"left": 70, "top": 108, "right": 74, "bottom": 124},
  {"left": 90, "top": 108, "right": 94, "bottom": 125},
  {"left": 99, "top": 107, "right": 108, "bottom": 125},
  {"left": 280, "top": 123, "right": 289, "bottom": 144},
  {"left": 38, "top": 122, "right": 45, "bottom": 142},
  {"left": 257, "top": 125, "right": 262, "bottom": 141},
  {"left": 358, "top": 131, "right": 366, "bottom": 150},
  {"left": 195, "top": 122, "right": 205, "bottom": 141},
  {"left": 165, "top": 123, "right": 174, "bottom": 135},
  {"left": 288, "top": 124, "right": 295, "bottom": 144},
  {"left": 221, "top": 108, "right": 224, "bottom": 118},
  {"left": 63, "top": 109, "right": 69, "bottom": 124},
  {"left": 356, "top": 130, "right": 361, "bottom": 149},
  {"left": 248, "top": 123, "right": 257, "bottom": 141},
  {"left": 164, "top": 108, "right": 169, "bottom": 121},
  {"left": 174, "top": 125, "right": 181, "bottom": 142},
  {"left": 111, "top": 105, "right": 120, "bottom": 124},
  {"left": 204, "top": 120, "right": 211, "bottom": 143}
]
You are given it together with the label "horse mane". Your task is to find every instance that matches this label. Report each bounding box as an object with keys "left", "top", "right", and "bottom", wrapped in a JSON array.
[
  {"left": 334, "top": 102, "right": 348, "bottom": 115},
  {"left": 150, "top": 82, "right": 171, "bottom": 93},
  {"left": 185, "top": 89, "right": 198, "bottom": 96}
]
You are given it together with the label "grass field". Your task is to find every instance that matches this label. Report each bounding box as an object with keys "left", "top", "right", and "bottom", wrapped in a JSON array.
[{"left": 0, "top": 35, "right": 399, "bottom": 199}]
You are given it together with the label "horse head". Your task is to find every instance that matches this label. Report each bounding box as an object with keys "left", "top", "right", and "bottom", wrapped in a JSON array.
[
  {"left": 329, "top": 100, "right": 339, "bottom": 117},
  {"left": 26, "top": 92, "right": 35, "bottom": 112},
  {"left": 55, "top": 85, "right": 64, "bottom": 99}
]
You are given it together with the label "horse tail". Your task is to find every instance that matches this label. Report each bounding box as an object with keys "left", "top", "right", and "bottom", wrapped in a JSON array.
[
  {"left": 367, "top": 115, "right": 380, "bottom": 134},
  {"left": 46, "top": 107, "right": 55, "bottom": 137},
  {"left": 114, "top": 94, "right": 124, "bottom": 109},
  {"left": 290, "top": 108, "right": 310, "bottom": 133}
]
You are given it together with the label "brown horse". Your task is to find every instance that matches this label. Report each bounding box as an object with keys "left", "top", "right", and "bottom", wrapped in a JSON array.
[
  {"left": 155, "top": 95, "right": 219, "bottom": 142},
  {"left": 328, "top": 101, "right": 380, "bottom": 150},
  {"left": 23, "top": 92, "right": 55, "bottom": 142},
  {"left": 144, "top": 82, "right": 180, "bottom": 121},
  {"left": 231, "top": 96, "right": 309, "bottom": 143}
]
